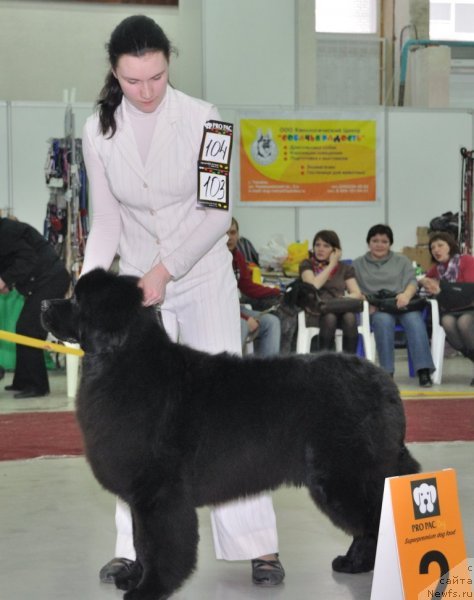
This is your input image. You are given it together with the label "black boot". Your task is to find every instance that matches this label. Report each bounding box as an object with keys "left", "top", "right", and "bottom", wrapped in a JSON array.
[
  {"left": 463, "top": 348, "right": 474, "bottom": 361},
  {"left": 417, "top": 368, "right": 433, "bottom": 388},
  {"left": 0, "top": 365, "right": 5, "bottom": 381},
  {"left": 318, "top": 336, "right": 336, "bottom": 352},
  {"left": 342, "top": 335, "right": 359, "bottom": 354},
  {"left": 459, "top": 350, "right": 474, "bottom": 385}
]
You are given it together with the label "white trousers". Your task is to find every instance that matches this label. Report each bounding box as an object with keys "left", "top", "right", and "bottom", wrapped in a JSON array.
[{"left": 115, "top": 249, "right": 279, "bottom": 560}]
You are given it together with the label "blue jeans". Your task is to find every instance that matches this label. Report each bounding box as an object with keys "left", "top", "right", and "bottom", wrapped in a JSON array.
[
  {"left": 370, "top": 310, "right": 435, "bottom": 375},
  {"left": 240, "top": 307, "right": 281, "bottom": 357}
]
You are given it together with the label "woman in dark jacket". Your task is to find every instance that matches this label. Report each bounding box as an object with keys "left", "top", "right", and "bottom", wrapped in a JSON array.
[
  {"left": 299, "top": 229, "right": 363, "bottom": 353},
  {"left": 0, "top": 217, "right": 70, "bottom": 397}
]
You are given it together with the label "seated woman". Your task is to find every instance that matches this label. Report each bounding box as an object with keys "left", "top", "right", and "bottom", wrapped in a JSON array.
[
  {"left": 299, "top": 229, "right": 362, "bottom": 354},
  {"left": 420, "top": 231, "right": 474, "bottom": 385},
  {"left": 353, "top": 224, "right": 434, "bottom": 387}
]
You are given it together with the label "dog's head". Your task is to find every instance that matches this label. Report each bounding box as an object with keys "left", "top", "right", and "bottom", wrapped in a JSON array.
[
  {"left": 282, "top": 279, "right": 320, "bottom": 313},
  {"left": 41, "top": 268, "right": 146, "bottom": 353}
]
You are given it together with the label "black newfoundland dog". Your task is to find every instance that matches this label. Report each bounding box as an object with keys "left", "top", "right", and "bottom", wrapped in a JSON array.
[{"left": 41, "top": 268, "right": 420, "bottom": 600}]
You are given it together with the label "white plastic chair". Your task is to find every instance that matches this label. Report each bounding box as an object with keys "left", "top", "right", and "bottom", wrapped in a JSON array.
[
  {"left": 46, "top": 334, "right": 81, "bottom": 398},
  {"left": 428, "top": 298, "right": 445, "bottom": 385},
  {"left": 296, "top": 300, "right": 374, "bottom": 362},
  {"left": 64, "top": 342, "right": 81, "bottom": 398}
]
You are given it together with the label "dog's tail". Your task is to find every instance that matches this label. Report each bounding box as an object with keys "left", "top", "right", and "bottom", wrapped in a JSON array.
[{"left": 398, "top": 444, "right": 421, "bottom": 476}]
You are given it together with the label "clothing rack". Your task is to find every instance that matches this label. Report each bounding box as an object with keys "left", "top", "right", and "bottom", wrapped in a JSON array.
[
  {"left": 44, "top": 98, "right": 88, "bottom": 285},
  {"left": 460, "top": 147, "right": 473, "bottom": 255}
]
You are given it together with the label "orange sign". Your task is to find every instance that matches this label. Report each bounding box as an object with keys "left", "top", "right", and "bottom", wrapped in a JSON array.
[
  {"left": 239, "top": 118, "right": 378, "bottom": 203},
  {"left": 371, "top": 469, "right": 472, "bottom": 600}
]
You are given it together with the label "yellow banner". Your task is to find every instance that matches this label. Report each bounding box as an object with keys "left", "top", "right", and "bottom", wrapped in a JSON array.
[{"left": 240, "top": 118, "right": 377, "bottom": 202}]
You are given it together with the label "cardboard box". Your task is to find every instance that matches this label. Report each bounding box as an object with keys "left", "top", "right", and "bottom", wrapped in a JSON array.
[
  {"left": 416, "top": 226, "right": 430, "bottom": 245},
  {"left": 401, "top": 245, "right": 432, "bottom": 272},
  {"left": 401, "top": 246, "right": 417, "bottom": 264},
  {"left": 415, "top": 245, "right": 432, "bottom": 272}
]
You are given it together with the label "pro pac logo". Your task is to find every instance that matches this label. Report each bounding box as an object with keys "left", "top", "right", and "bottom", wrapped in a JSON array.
[{"left": 411, "top": 477, "right": 441, "bottom": 519}]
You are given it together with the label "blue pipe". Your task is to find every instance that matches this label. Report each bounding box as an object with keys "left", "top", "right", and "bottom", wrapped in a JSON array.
[{"left": 398, "top": 39, "right": 474, "bottom": 106}]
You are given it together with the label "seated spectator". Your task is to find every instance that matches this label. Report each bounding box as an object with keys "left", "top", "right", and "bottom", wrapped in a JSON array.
[
  {"left": 353, "top": 224, "right": 434, "bottom": 387},
  {"left": 237, "top": 235, "right": 260, "bottom": 265},
  {"left": 227, "top": 218, "right": 281, "bottom": 356},
  {"left": 299, "top": 230, "right": 362, "bottom": 354},
  {"left": 420, "top": 232, "right": 474, "bottom": 385},
  {"left": 227, "top": 218, "right": 281, "bottom": 312},
  {"left": 240, "top": 306, "right": 281, "bottom": 357}
]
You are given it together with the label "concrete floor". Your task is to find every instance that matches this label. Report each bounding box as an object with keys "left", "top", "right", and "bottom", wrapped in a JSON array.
[{"left": 0, "top": 351, "right": 473, "bottom": 600}]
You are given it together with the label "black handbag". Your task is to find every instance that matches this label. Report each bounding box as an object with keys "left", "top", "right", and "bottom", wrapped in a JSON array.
[
  {"left": 282, "top": 279, "right": 363, "bottom": 315},
  {"left": 316, "top": 296, "right": 364, "bottom": 315},
  {"left": 366, "top": 289, "right": 427, "bottom": 314},
  {"left": 436, "top": 280, "right": 474, "bottom": 313}
]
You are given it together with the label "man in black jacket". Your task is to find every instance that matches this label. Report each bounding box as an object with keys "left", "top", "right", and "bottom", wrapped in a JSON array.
[{"left": 0, "top": 217, "right": 70, "bottom": 398}]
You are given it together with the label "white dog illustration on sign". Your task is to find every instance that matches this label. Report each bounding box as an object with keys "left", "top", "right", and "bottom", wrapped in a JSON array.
[
  {"left": 413, "top": 482, "right": 437, "bottom": 514},
  {"left": 251, "top": 129, "right": 278, "bottom": 165}
]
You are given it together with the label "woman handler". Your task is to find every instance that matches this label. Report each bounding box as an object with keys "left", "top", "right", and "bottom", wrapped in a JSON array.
[{"left": 81, "top": 15, "right": 284, "bottom": 588}]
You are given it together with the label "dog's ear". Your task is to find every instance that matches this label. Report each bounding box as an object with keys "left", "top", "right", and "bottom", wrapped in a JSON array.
[{"left": 74, "top": 269, "right": 144, "bottom": 353}]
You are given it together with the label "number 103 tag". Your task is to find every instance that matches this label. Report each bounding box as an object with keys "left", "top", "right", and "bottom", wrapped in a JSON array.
[{"left": 199, "top": 172, "right": 227, "bottom": 208}]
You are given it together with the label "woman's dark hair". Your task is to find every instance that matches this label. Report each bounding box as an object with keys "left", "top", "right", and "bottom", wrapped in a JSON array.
[
  {"left": 98, "top": 15, "right": 173, "bottom": 137},
  {"left": 312, "top": 230, "right": 341, "bottom": 250},
  {"left": 428, "top": 231, "right": 459, "bottom": 261},
  {"left": 366, "top": 224, "right": 394, "bottom": 245}
]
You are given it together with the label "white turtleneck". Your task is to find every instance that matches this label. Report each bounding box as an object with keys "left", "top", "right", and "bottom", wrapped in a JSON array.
[{"left": 124, "top": 96, "right": 164, "bottom": 165}]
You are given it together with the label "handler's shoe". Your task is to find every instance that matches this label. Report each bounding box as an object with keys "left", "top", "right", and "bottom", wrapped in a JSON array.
[
  {"left": 0, "top": 366, "right": 5, "bottom": 381},
  {"left": 99, "top": 557, "right": 135, "bottom": 584},
  {"left": 251, "top": 554, "right": 285, "bottom": 586}
]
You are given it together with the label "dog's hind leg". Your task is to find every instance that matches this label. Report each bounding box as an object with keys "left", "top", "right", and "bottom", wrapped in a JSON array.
[
  {"left": 306, "top": 463, "right": 381, "bottom": 574},
  {"left": 121, "top": 494, "right": 199, "bottom": 600}
]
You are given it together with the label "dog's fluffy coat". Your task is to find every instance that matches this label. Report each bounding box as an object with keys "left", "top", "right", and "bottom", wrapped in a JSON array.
[{"left": 41, "top": 269, "right": 420, "bottom": 600}]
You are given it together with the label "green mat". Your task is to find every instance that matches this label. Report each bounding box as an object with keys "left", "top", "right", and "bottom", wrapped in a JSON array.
[{"left": 0, "top": 290, "right": 55, "bottom": 370}]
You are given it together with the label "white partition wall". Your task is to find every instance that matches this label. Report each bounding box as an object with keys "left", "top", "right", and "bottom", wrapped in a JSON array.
[
  {"left": 387, "top": 108, "right": 473, "bottom": 251},
  {"left": 0, "top": 102, "right": 9, "bottom": 215},
  {"left": 202, "top": 0, "right": 296, "bottom": 107},
  {"left": 2, "top": 102, "right": 473, "bottom": 260}
]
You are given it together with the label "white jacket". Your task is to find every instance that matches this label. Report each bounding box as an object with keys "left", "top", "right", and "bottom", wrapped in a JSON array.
[{"left": 82, "top": 86, "right": 232, "bottom": 279}]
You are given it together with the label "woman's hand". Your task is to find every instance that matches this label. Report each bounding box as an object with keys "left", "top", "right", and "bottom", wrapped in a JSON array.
[
  {"left": 328, "top": 248, "right": 342, "bottom": 268},
  {"left": 247, "top": 317, "right": 260, "bottom": 333},
  {"left": 419, "top": 277, "right": 440, "bottom": 295},
  {"left": 139, "top": 263, "right": 172, "bottom": 306},
  {"left": 396, "top": 291, "right": 411, "bottom": 309}
]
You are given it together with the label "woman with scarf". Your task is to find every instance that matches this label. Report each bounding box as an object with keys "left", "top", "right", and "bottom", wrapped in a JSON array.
[
  {"left": 420, "top": 231, "right": 474, "bottom": 384},
  {"left": 299, "top": 229, "right": 363, "bottom": 353}
]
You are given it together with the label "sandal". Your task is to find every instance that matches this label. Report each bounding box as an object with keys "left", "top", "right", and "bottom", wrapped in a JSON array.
[
  {"left": 251, "top": 554, "right": 285, "bottom": 586},
  {"left": 99, "top": 557, "right": 135, "bottom": 584}
]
